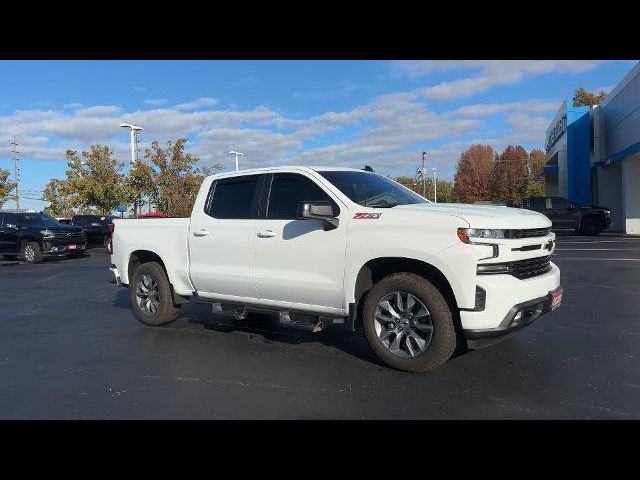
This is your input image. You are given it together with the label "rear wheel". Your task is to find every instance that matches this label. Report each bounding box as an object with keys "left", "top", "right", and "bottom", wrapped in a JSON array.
[
  {"left": 580, "top": 217, "right": 602, "bottom": 236},
  {"left": 130, "top": 262, "right": 179, "bottom": 326},
  {"left": 363, "top": 272, "right": 457, "bottom": 372},
  {"left": 22, "top": 242, "right": 43, "bottom": 264}
]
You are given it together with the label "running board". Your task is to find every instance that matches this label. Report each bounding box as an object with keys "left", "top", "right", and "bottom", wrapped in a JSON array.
[{"left": 210, "top": 301, "right": 339, "bottom": 332}]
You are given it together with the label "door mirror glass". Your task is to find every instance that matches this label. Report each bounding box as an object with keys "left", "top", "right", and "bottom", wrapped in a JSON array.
[{"left": 297, "top": 201, "right": 339, "bottom": 230}]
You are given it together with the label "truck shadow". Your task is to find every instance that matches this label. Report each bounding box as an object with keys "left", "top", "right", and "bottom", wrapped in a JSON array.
[
  {"left": 185, "top": 305, "right": 383, "bottom": 367},
  {"left": 112, "top": 289, "right": 381, "bottom": 366}
]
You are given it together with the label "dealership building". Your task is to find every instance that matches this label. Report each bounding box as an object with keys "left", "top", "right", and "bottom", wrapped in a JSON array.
[{"left": 544, "top": 61, "right": 640, "bottom": 234}]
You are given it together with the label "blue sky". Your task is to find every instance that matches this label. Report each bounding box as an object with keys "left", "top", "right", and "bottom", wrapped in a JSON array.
[{"left": 0, "top": 60, "right": 636, "bottom": 211}]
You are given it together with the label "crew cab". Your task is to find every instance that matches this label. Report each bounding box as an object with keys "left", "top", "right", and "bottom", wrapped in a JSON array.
[
  {"left": 71, "top": 214, "right": 114, "bottom": 246},
  {"left": 0, "top": 212, "right": 87, "bottom": 263},
  {"left": 522, "top": 196, "right": 612, "bottom": 235},
  {"left": 109, "top": 167, "right": 563, "bottom": 372}
]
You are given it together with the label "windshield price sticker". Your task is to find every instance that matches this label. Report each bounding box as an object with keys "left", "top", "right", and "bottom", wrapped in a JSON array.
[{"left": 354, "top": 213, "right": 382, "bottom": 219}]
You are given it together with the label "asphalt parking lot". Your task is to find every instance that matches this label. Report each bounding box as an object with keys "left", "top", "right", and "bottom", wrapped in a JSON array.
[{"left": 1, "top": 235, "right": 639, "bottom": 419}]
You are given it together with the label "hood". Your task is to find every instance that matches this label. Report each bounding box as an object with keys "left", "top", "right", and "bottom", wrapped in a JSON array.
[
  {"left": 392, "top": 203, "right": 551, "bottom": 229},
  {"left": 49, "top": 225, "right": 84, "bottom": 234}
]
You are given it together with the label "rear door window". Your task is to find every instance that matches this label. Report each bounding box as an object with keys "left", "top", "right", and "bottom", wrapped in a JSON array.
[
  {"left": 206, "top": 175, "right": 261, "bottom": 219},
  {"left": 528, "top": 197, "right": 546, "bottom": 210},
  {"left": 551, "top": 198, "right": 571, "bottom": 209}
]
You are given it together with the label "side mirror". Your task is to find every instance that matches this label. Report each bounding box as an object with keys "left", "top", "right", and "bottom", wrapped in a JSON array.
[{"left": 297, "top": 201, "right": 339, "bottom": 230}]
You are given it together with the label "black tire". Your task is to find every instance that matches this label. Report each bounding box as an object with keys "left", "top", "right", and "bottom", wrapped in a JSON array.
[
  {"left": 129, "top": 262, "right": 179, "bottom": 326},
  {"left": 580, "top": 217, "right": 602, "bottom": 236},
  {"left": 22, "top": 241, "right": 44, "bottom": 264},
  {"left": 363, "top": 272, "right": 457, "bottom": 372}
]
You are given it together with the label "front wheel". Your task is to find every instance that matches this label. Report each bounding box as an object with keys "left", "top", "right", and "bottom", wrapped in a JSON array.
[
  {"left": 580, "top": 218, "right": 602, "bottom": 236},
  {"left": 363, "top": 273, "right": 457, "bottom": 372},
  {"left": 23, "top": 242, "right": 44, "bottom": 264},
  {"left": 129, "top": 262, "right": 179, "bottom": 326}
]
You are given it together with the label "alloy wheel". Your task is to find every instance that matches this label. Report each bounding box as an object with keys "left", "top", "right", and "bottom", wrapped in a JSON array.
[{"left": 373, "top": 291, "right": 433, "bottom": 357}]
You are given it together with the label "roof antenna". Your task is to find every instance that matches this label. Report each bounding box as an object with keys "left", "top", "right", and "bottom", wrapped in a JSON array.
[{"left": 363, "top": 165, "right": 375, "bottom": 172}]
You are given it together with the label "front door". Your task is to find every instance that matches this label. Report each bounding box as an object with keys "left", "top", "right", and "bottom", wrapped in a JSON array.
[
  {"left": 253, "top": 172, "right": 348, "bottom": 311},
  {"left": 188, "top": 175, "right": 264, "bottom": 299}
]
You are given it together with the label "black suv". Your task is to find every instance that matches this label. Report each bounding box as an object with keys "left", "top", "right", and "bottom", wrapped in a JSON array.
[
  {"left": 0, "top": 212, "right": 87, "bottom": 263},
  {"left": 522, "top": 196, "right": 612, "bottom": 235},
  {"left": 71, "top": 214, "right": 113, "bottom": 246}
]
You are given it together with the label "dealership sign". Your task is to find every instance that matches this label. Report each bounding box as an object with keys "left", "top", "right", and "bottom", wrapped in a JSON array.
[{"left": 546, "top": 114, "right": 567, "bottom": 151}]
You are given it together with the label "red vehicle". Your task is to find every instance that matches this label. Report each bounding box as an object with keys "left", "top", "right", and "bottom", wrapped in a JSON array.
[{"left": 137, "top": 213, "right": 171, "bottom": 218}]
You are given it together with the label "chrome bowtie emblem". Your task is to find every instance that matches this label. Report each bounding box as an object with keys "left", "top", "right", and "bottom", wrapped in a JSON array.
[{"left": 544, "top": 240, "right": 554, "bottom": 251}]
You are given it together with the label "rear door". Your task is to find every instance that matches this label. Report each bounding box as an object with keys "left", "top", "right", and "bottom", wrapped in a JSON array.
[
  {"left": 188, "top": 174, "right": 265, "bottom": 299},
  {"left": 253, "top": 172, "right": 348, "bottom": 310},
  {"left": 0, "top": 214, "right": 17, "bottom": 253}
]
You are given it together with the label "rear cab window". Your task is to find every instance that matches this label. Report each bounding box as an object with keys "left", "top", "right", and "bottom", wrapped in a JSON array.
[{"left": 205, "top": 175, "right": 262, "bottom": 219}]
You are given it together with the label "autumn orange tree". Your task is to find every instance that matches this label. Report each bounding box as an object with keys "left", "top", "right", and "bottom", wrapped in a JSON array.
[
  {"left": 489, "top": 145, "right": 529, "bottom": 206},
  {"left": 453, "top": 144, "right": 495, "bottom": 203}
]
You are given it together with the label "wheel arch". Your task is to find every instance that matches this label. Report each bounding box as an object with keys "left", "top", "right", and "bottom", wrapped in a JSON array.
[
  {"left": 127, "top": 250, "right": 188, "bottom": 305},
  {"left": 351, "top": 257, "right": 461, "bottom": 330}
]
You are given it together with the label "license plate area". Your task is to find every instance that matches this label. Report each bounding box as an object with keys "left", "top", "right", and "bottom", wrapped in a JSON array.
[
  {"left": 68, "top": 244, "right": 77, "bottom": 250},
  {"left": 549, "top": 288, "right": 563, "bottom": 311}
]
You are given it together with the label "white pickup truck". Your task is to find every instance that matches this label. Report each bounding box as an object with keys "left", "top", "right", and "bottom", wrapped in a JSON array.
[{"left": 109, "top": 166, "right": 562, "bottom": 372}]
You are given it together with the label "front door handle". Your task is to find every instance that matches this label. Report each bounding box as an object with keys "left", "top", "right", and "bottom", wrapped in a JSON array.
[
  {"left": 193, "top": 229, "right": 210, "bottom": 237},
  {"left": 257, "top": 230, "right": 277, "bottom": 238}
]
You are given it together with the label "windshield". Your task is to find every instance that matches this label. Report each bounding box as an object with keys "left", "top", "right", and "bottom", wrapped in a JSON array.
[
  {"left": 20, "top": 213, "right": 61, "bottom": 227},
  {"left": 318, "top": 171, "right": 428, "bottom": 208}
]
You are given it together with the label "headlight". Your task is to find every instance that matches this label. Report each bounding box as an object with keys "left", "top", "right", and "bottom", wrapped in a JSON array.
[
  {"left": 40, "top": 229, "right": 55, "bottom": 238},
  {"left": 457, "top": 228, "right": 506, "bottom": 243}
]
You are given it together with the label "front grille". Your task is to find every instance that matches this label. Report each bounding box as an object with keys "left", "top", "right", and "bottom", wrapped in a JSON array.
[
  {"left": 507, "top": 227, "right": 552, "bottom": 239},
  {"left": 509, "top": 256, "right": 552, "bottom": 280},
  {"left": 478, "top": 255, "right": 552, "bottom": 280},
  {"left": 53, "top": 232, "right": 85, "bottom": 242}
]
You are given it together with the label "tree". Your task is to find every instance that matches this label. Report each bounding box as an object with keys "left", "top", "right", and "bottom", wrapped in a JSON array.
[
  {"left": 490, "top": 145, "right": 528, "bottom": 206},
  {"left": 392, "top": 175, "right": 457, "bottom": 203},
  {"left": 525, "top": 148, "right": 546, "bottom": 197},
  {"left": 65, "top": 145, "right": 127, "bottom": 215},
  {"left": 573, "top": 86, "right": 607, "bottom": 107},
  {"left": 0, "top": 168, "right": 17, "bottom": 210},
  {"left": 143, "top": 138, "right": 224, "bottom": 217},
  {"left": 43, "top": 178, "right": 79, "bottom": 217},
  {"left": 454, "top": 144, "right": 495, "bottom": 203}
]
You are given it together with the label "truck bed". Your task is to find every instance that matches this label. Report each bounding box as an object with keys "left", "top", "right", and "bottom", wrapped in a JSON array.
[{"left": 111, "top": 217, "right": 194, "bottom": 295}]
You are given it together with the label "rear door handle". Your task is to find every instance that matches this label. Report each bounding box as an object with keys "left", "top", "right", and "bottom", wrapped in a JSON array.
[
  {"left": 257, "top": 230, "right": 277, "bottom": 238},
  {"left": 193, "top": 229, "right": 210, "bottom": 237}
]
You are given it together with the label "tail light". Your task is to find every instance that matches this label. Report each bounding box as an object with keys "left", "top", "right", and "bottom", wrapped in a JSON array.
[{"left": 108, "top": 224, "right": 115, "bottom": 235}]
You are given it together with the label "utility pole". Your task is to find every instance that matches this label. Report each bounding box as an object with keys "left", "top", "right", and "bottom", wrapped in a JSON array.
[
  {"left": 10, "top": 135, "right": 20, "bottom": 212},
  {"left": 417, "top": 151, "right": 428, "bottom": 198},
  {"left": 433, "top": 167, "right": 437, "bottom": 203}
]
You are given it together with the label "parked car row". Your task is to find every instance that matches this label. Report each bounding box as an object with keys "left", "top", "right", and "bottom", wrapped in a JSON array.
[{"left": 0, "top": 212, "right": 116, "bottom": 263}]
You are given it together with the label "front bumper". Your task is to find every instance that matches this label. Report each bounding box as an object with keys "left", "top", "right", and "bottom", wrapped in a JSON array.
[
  {"left": 108, "top": 264, "right": 122, "bottom": 285},
  {"left": 465, "top": 287, "right": 563, "bottom": 348},
  {"left": 42, "top": 241, "right": 87, "bottom": 254}
]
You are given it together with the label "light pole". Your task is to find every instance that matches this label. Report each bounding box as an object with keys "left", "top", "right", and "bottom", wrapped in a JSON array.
[
  {"left": 432, "top": 167, "right": 437, "bottom": 203},
  {"left": 120, "top": 123, "right": 144, "bottom": 164},
  {"left": 120, "top": 123, "right": 144, "bottom": 217},
  {"left": 228, "top": 151, "right": 245, "bottom": 171}
]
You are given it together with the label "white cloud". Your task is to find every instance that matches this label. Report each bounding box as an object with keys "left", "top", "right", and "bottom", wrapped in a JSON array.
[
  {"left": 392, "top": 60, "right": 607, "bottom": 100},
  {"left": 144, "top": 98, "right": 168, "bottom": 106},
  {"left": 174, "top": 97, "right": 219, "bottom": 111}
]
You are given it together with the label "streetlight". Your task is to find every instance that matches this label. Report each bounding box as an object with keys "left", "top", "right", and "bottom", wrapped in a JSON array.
[
  {"left": 120, "top": 123, "right": 144, "bottom": 164},
  {"left": 228, "top": 151, "right": 245, "bottom": 172},
  {"left": 120, "top": 123, "right": 144, "bottom": 217},
  {"left": 432, "top": 167, "right": 437, "bottom": 203}
]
